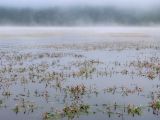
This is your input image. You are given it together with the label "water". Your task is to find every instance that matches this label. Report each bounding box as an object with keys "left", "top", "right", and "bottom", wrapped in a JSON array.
[{"left": 0, "top": 27, "right": 160, "bottom": 120}]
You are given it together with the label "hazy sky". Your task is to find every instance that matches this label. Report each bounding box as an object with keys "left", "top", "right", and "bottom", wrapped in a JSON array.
[{"left": 0, "top": 0, "right": 159, "bottom": 9}]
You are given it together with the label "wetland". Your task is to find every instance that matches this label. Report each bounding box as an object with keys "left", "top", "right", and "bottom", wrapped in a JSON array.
[{"left": 0, "top": 27, "right": 160, "bottom": 120}]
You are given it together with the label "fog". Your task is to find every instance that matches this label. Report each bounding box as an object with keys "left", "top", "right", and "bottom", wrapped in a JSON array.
[{"left": 0, "top": 0, "right": 160, "bottom": 26}]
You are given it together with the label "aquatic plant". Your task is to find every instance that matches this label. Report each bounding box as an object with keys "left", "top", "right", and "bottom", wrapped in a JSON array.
[
  {"left": 43, "top": 104, "right": 90, "bottom": 120},
  {"left": 63, "top": 104, "right": 90, "bottom": 119},
  {"left": 13, "top": 105, "right": 19, "bottom": 114},
  {"left": 104, "top": 85, "right": 143, "bottom": 96},
  {"left": 147, "top": 71, "right": 156, "bottom": 80},
  {"left": 12, "top": 99, "right": 37, "bottom": 114},
  {"left": 127, "top": 105, "right": 142, "bottom": 116},
  {"left": 150, "top": 99, "right": 160, "bottom": 110},
  {"left": 43, "top": 112, "right": 59, "bottom": 120}
]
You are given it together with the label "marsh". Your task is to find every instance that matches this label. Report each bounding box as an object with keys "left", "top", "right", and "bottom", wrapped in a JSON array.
[{"left": 0, "top": 27, "right": 160, "bottom": 120}]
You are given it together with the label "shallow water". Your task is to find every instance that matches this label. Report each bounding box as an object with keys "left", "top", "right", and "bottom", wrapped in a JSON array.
[{"left": 0, "top": 27, "right": 160, "bottom": 120}]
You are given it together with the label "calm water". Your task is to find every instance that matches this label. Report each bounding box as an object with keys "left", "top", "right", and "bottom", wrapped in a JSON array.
[{"left": 0, "top": 27, "right": 160, "bottom": 120}]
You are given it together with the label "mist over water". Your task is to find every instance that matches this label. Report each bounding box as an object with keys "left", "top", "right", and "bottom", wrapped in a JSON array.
[
  {"left": 0, "top": 6, "right": 160, "bottom": 26},
  {"left": 0, "top": 0, "right": 160, "bottom": 26}
]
